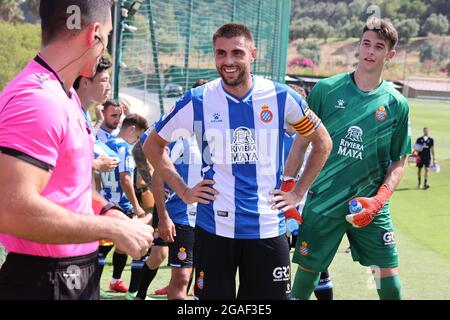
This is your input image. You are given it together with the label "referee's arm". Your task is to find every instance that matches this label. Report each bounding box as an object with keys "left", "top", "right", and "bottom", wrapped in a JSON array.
[{"left": 0, "top": 153, "right": 153, "bottom": 259}]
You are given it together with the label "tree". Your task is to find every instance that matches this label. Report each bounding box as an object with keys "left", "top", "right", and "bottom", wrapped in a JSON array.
[
  {"left": 348, "top": 0, "right": 369, "bottom": 20},
  {"left": 419, "top": 44, "right": 438, "bottom": 62},
  {"left": 26, "top": 0, "right": 40, "bottom": 19},
  {"left": 296, "top": 41, "right": 321, "bottom": 65},
  {"left": 422, "top": 13, "right": 449, "bottom": 35},
  {"left": 0, "top": 0, "right": 25, "bottom": 23},
  {"left": 0, "top": 21, "right": 41, "bottom": 90},
  {"left": 395, "top": 18, "right": 420, "bottom": 44},
  {"left": 312, "top": 20, "right": 333, "bottom": 43},
  {"left": 290, "top": 17, "right": 314, "bottom": 41},
  {"left": 343, "top": 18, "right": 365, "bottom": 38}
]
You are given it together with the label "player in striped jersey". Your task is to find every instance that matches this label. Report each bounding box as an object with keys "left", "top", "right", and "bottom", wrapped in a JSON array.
[
  {"left": 96, "top": 99, "right": 122, "bottom": 142},
  {"left": 144, "top": 23, "right": 332, "bottom": 300},
  {"left": 149, "top": 136, "right": 202, "bottom": 300},
  {"left": 99, "top": 114, "right": 149, "bottom": 295}
]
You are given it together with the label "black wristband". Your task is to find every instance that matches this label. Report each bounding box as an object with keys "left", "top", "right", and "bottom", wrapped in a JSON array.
[{"left": 99, "top": 202, "right": 124, "bottom": 216}]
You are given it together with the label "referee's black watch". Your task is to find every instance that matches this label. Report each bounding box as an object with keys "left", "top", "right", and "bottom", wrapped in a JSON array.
[{"left": 99, "top": 202, "right": 125, "bottom": 216}]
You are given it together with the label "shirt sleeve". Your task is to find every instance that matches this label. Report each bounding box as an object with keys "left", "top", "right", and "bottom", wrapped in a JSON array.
[
  {"left": 390, "top": 98, "right": 412, "bottom": 161},
  {"left": 118, "top": 146, "right": 135, "bottom": 174},
  {"left": 155, "top": 91, "right": 194, "bottom": 143},
  {"left": 0, "top": 89, "right": 66, "bottom": 169},
  {"left": 285, "top": 86, "right": 322, "bottom": 137},
  {"left": 306, "top": 81, "right": 324, "bottom": 117}
]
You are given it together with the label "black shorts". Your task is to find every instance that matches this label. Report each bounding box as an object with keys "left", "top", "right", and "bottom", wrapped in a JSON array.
[
  {"left": 0, "top": 251, "right": 99, "bottom": 300},
  {"left": 168, "top": 224, "right": 195, "bottom": 268},
  {"left": 152, "top": 206, "right": 168, "bottom": 247},
  {"left": 417, "top": 157, "right": 431, "bottom": 168},
  {"left": 193, "top": 227, "right": 291, "bottom": 300}
]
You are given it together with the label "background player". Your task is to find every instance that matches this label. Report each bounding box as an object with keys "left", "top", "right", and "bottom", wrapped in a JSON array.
[
  {"left": 414, "top": 127, "right": 436, "bottom": 189},
  {"left": 99, "top": 113, "right": 149, "bottom": 297}
]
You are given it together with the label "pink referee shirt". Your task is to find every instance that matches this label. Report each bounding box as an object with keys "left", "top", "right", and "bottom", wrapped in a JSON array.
[{"left": 0, "top": 55, "right": 98, "bottom": 258}]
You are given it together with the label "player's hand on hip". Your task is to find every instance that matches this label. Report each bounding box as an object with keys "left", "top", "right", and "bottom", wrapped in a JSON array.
[
  {"left": 346, "top": 184, "right": 393, "bottom": 228},
  {"left": 112, "top": 218, "right": 154, "bottom": 259},
  {"left": 269, "top": 189, "right": 304, "bottom": 223},
  {"left": 158, "top": 214, "right": 176, "bottom": 243},
  {"left": 181, "top": 179, "right": 218, "bottom": 205}
]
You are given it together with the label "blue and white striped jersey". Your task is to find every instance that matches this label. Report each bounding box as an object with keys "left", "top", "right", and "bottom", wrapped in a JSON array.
[
  {"left": 96, "top": 127, "right": 119, "bottom": 143},
  {"left": 100, "top": 137, "right": 135, "bottom": 211},
  {"left": 155, "top": 76, "right": 319, "bottom": 239},
  {"left": 165, "top": 137, "right": 202, "bottom": 227}
]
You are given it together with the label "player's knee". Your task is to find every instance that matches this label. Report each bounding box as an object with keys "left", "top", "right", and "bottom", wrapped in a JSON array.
[
  {"left": 372, "top": 267, "right": 398, "bottom": 278},
  {"left": 297, "top": 264, "right": 320, "bottom": 274}
]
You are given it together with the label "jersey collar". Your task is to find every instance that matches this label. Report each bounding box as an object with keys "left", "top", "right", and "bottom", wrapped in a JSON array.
[
  {"left": 220, "top": 75, "right": 256, "bottom": 103},
  {"left": 34, "top": 54, "right": 72, "bottom": 99}
]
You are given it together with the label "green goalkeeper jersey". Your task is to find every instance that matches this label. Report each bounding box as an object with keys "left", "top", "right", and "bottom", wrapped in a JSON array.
[{"left": 304, "top": 72, "right": 411, "bottom": 218}]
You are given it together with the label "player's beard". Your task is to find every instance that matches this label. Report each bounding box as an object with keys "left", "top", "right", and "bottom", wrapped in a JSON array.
[
  {"left": 104, "top": 121, "right": 118, "bottom": 131},
  {"left": 218, "top": 65, "right": 246, "bottom": 87}
]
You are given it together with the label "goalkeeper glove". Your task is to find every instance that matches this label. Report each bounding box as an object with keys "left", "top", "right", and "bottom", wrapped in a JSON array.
[
  {"left": 345, "top": 184, "right": 393, "bottom": 228},
  {"left": 280, "top": 177, "right": 303, "bottom": 224}
]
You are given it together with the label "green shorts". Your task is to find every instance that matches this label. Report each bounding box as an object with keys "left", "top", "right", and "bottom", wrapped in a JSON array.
[{"left": 292, "top": 209, "right": 398, "bottom": 272}]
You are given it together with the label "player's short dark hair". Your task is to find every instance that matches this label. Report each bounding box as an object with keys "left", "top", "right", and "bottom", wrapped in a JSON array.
[
  {"left": 122, "top": 113, "right": 149, "bottom": 131},
  {"left": 213, "top": 23, "right": 254, "bottom": 45},
  {"left": 40, "top": 0, "right": 113, "bottom": 46},
  {"left": 192, "top": 79, "right": 209, "bottom": 88},
  {"left": 102, "top": 99, "right": 120, "bottom": 111},
  {"left": 362, "top": 18, "right": 398, "bottom": 50},
  {"left": 74, "top": 56, "right": 112, "bottom": 89}
]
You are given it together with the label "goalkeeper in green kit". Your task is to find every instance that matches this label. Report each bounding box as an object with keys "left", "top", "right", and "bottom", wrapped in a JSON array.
[{"left": 275, "top": 18, "right": 411, "bottom": 300}]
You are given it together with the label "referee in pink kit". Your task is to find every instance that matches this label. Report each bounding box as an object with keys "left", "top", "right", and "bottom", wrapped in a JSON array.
[{"left": 0, "top": 0, "right": 152, "bottom": 300}]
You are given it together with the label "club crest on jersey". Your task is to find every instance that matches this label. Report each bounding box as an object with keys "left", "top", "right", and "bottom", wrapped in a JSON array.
[
  {"left": 338, "top": 126, "right": 364, "bottom": 160},
  {"left": 177, "top": 247, "right": 187, "bottom": 261},
  {"left": 231, "top": 127, "right": 259, "bottom": 164},
  {"left": 196, "top": 271, "right": 205, "bottom": 290},
  {"left": 299, "top": 242, "right": 309, "bottom": 256},
  {"left": 375, "top": 106, "right": 387, "bottom": 121},
  {"left": 260, "top": 105, "right": 273, "bottom": 123}
]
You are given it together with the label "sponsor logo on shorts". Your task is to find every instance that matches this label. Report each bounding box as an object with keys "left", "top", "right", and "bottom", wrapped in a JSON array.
[
  {"left": 177, "top": 247, "right": 187, "bottom": 261},
  {"left": 286, "top": 282, "right": 291, "bottom": 294},
  {"left": 299, "top": 241, "right": 309, "bottom": 256},
  {"left": 217, "top": 210, "right": 228, "bottom": 217},
  {"left": 196, "top": 271, "right": 205, "bottom": 290},
  {"left": 64, "top": 265, "right": 81, "bottom": 290},
  {"left": 273, "top": 266, "right": 290, "bottom": 282},
  {"left": 260, "top": 106, "right": 273, "bottom": 123},
  {"left": 381, "top": 231, "right": 396, "bottom": 246},
  {"left": 376, "top": 106, "right": 387, "bottom": 121},
  {"left": 154, "top": 229, "right": 159, "bottom": 239}
]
